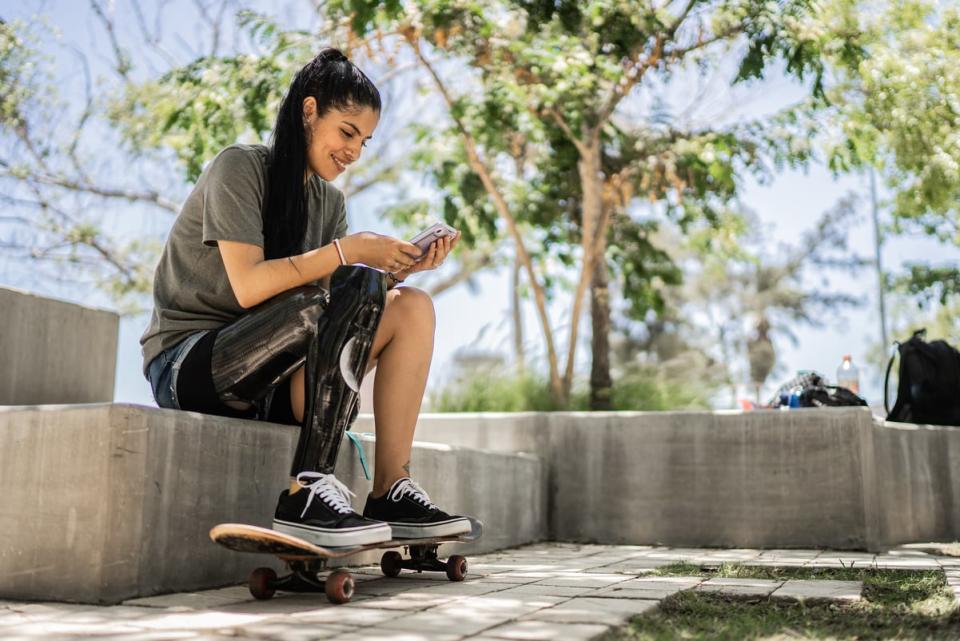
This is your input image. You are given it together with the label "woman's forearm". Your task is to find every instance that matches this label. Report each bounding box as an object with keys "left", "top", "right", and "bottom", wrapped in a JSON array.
[{"left": 237, "top": 243, "right": 342, "bottom": 308}]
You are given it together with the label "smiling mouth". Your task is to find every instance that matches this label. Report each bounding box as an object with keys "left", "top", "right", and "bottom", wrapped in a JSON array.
[{"left": 331, "top": 155, "right": 347, "bottom": 171}]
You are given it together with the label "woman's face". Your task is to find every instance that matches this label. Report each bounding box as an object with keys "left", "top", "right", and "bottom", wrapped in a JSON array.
[{"left": 303, "top": 98, "right": 379, "bottom": 181}]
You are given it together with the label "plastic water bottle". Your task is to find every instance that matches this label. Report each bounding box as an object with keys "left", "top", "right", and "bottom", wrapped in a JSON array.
[{"left": 837, "top": 355, "right": 860, "bottom": 394}]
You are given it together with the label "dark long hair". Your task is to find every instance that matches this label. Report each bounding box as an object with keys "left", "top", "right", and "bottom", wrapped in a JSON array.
[{"left": 264, "top": 48, "right": 381, "bottom": 259}]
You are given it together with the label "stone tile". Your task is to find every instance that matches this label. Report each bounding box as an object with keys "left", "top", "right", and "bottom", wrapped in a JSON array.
[
  {"left": 480, "top": 620, "right": 610, "bottom": 640},
  {"left": 409, "top": 581, "right": 510, "bottom": 597},
  {"left": 127, "top": 610, "right": 269, "bottom": 630},
  {"left": 492, "top": 584, "right": 596, "bottom": 598},
  {"left": 523, "top": 596, "right": 659, "bottom": 625},
  {"left": 697, "top": 578, "right": 782, "bottom": 598},
  {"left": 352, "top": 579, "right": 425, "bottom": 597},
  {"left": 591, "top": 576, "right": 701, "bottom": 599},
  {"left": 771, "top": 579, "right": 862, "bottom": 603},
  {"left": 532, "top": 573, "right": 632, "bottom": 589},
  {"left": 587, "top": 558, "right": 674, "bottom": 573},
  {"left": 755, "top": 549, "right": 822, "bottom": 560},
  {"left": 338, "top": 591, "right": 451, "bottom": 611},
  {"left": 871, "top": 558, "right": 942, "bottom": 570},
  {"left": 291, "top": 606, "right": 406, "bottom": 627},
  {"left": 436, "top": 594, "right": 565, "bottom": 616},
  {"left": 230, "top": 621, "right": 355, "bottom": 640},
  {"left": 466, "top": 574, "right": 539, "bottom": 585},
  {"left": 215, "top": 594, "right": 374, "bottom": 615},
  {"left": 379, "top": 609, "right": 507, "bottom": 636},
  {"left": 123, "top": 586, "right": 253, "bottom": 609},
  {"left": 332, "top": 630, "right": 463, "bottom": 641},
  {"left": 0, "top": 620, "right": 152, "bottom": 637}
]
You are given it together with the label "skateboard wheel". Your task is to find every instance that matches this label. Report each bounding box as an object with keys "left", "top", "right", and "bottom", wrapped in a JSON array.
[
  {"left": 446, "top": 555, "right": 467, "bottom": 582},
  {"left": 325, "top": 569, "right": 355, "bottom": 604},
  {"left": 248, "top": 567, "right": 277, "bottom": 600},
  {"left": 380, "top": 551, "right": 403, "bottom": 578}
]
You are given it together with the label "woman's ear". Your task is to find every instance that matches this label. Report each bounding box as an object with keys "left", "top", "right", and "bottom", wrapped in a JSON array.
[{"left": 302, "top": 96, "right": 317, "bottom": 123}]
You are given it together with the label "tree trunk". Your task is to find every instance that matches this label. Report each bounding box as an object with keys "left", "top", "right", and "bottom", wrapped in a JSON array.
[
  {"left": 512, "top": 251, "right": 525, "bottom": 374},
  {"left": 589, "top": 244, "right": 612, "bottom": 410},
  {"left": 563, "top": 136, "right": 604, "bottom": 402}
]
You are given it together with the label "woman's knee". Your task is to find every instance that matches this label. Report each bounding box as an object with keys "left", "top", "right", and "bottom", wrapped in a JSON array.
[{"left": 389, "top": 286, "right": 435, "bottom": 330}]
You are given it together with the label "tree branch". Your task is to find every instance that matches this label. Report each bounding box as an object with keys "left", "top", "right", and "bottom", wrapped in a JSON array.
[
  {"left": 0, "top": 162, "right": 180, "bottom": 213},
  {"left": 543, "top": 107, "right": 589, "bottom": 155},
  {"left": 404, "top": 30, "right": 565, "bottom": 397},
  {"left": 425, "top": 250, "right": 494, "bottom": 298},
  {"left": 90, "top": 0, "right": 131, "bottom": 78}
]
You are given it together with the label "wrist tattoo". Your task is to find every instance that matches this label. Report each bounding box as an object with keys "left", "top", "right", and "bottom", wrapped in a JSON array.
[{"left": 287, "top": 256, "right": 302, "bottom": 276}]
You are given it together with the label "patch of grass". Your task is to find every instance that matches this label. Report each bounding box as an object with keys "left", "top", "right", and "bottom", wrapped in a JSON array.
[{"left": 602, "top": 563, "right": 960, "bottom": 641}]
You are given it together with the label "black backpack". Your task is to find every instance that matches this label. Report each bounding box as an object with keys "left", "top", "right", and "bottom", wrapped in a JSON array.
[{"left": 885, "top": 329, "right": 960, "bottom": 426}]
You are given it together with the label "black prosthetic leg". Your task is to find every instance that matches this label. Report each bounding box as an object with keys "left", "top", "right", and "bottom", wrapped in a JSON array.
[
  {"left": 292, "top": 266, "right": 386, "bottom": 475},
  {"left": 211, "top": 285, "right": 329, "bottom": 413},
  {"left": 207, "top": 266, "right": 386, "bottom": 474}
]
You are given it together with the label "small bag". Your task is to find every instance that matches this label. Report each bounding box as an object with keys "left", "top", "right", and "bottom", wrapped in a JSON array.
[
  {"left": 800, "top": 385, "right": 867, "bottom": 408},
  {"left": 766, "top": 371, "right": 867, "bottom": 408},
  {"left": 885, "top": 329, "right": 960, "bottom": 426}
]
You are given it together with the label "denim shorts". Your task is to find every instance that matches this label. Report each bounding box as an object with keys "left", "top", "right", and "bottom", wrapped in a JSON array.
[{"left": 146, "top": 331, "right": 211, "bottom": 410}]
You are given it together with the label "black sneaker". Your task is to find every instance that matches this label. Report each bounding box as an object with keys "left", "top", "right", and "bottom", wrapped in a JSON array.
[
  {"left": 363, "top": 477, "right": 471, "bottom": 539},
  {"left": 273, "top": 472, "right": 392, "bottom": 547}
]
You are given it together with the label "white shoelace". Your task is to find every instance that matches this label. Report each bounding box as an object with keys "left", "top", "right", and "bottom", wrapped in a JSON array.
[
  {"left": 388, "top": 477, "right": 437, "bottom": 510},
  {"left": 295, "top": 472, "right": 356, "bottom": 518}
]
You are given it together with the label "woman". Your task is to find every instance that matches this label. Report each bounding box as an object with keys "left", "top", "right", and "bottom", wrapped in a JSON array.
[{"left": 140, "top": 48, "right": 470, "bottom": 547}]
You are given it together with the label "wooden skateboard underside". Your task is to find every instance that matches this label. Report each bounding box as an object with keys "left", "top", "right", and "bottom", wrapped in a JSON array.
[{"left": 210, "top": 517, "right": 483, "bottom": 561}]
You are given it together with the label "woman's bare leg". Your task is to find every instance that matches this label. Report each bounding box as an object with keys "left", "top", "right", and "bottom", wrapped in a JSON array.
[{"left": 288, "top": 286, "right": 435, "bottom": 496}]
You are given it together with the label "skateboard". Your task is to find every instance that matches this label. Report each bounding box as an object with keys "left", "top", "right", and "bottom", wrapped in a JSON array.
[{"left": 210, "top": 517, "right": 483, "bottom": 604}]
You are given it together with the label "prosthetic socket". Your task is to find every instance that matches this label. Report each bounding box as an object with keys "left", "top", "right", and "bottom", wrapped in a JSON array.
[{"left": 210, "top": 266, "right": 386, "bottom": 475}]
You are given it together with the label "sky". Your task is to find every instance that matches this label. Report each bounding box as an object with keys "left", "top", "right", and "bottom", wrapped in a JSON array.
[{"left": 3, "top": 0, "right": 956, "bottom": 411}]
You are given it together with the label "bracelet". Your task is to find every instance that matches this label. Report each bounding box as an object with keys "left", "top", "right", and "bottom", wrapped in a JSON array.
[
  {"left": 332, "top": 238, "right": 347, "bottom": 265},
  {"left": 387, "top": 272, "right": 404, "bottom": 287}
]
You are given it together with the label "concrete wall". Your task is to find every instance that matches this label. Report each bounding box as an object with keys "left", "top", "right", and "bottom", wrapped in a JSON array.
[
  {"left": 5, "top": 402, "right": 959, "bottom": 605},
  {"left": 548, "top": 409, "right": 873, "bottom": 549},
  {"left": 400, "top": 408, "right": 960, "bottom": 552},
  {"left": 0, "top": 287, "right": 118, "bottom": 405},
  {"left": 869, "top": 419, "right": 960, "bottom": 547},
  {"left": 0, "top": 404, "right": 545, "bottom": 604}
]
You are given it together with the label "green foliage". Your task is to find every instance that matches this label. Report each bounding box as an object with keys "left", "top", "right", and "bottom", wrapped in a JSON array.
[
  {"left": 109, "top": 12, "right": 312, "bottom": 181},
  {"left": 781, "top": 1, "right": 960, "bottom": 302},
  {"left": 895, "top": 265, "right": 960, "bottom": 306},
  {"left": 0, "top": 18, "right": 57, "bottom": 144},
  {"left": 430, "top": 358, "right": 719, "bottom": 412}
]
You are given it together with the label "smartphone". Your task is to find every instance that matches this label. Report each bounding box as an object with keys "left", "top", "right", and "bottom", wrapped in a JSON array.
[{"left": 409, "top": 222, "right": 457, "bottom": 261}]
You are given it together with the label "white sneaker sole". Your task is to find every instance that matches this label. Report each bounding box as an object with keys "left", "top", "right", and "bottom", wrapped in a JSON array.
[
  {"left": 388, "top": 517, "right": 472, "bottom": 539},
  {"left": 272, "top": 519, "right": 392, "bottom": 547}
]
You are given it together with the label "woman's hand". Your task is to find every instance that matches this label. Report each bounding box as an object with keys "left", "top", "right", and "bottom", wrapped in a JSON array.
[
  {"left": 394, "top": 231, "right": 460, "bottom": 281},
  {"left": 339, "top": 232, "right": 422, "bottom": 273}
]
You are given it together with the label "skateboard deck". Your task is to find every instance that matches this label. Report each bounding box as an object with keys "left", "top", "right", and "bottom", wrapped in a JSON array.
[{"left": 210, "top": 517, "right": 483, "bottom": 603}]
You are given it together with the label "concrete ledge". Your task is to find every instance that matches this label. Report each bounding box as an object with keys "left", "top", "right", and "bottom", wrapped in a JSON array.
[
  {"left": 384, "top": 408, "right": 960, "bottom": 552},
  {"left": 0, "top": 287, "right": 118, "bottom": 405},
  {"left": 0, "top": 404, "right": 545, "bottom": 604}
]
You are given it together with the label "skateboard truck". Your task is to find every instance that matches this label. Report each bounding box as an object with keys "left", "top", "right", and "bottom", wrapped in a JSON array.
[
  {"left": 248, "top": 559, "right": 355, "bottom": 603},
  {"left": 380, "top": 545, "right": 468, "bottom": 581}
]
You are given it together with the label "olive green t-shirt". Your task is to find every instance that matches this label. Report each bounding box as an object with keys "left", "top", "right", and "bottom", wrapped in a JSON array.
[{"left": 140, "top": 144, "right": 347, "bottom": 373}]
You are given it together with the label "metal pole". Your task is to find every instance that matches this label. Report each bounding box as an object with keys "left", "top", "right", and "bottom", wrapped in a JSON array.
[{"left": 871, "top": 167, "right": 889, "bottom": 349}]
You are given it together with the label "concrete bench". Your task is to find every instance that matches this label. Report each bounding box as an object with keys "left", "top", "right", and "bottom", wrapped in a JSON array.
[
  {"left": 360, "top": 408, "right": 960, "bottom": 553},
  {"left": 0, "top": 287, "right": 118, "bottom": 405},
  {"left": 0, "top": 403, "right": 545, "bottom": 604}
]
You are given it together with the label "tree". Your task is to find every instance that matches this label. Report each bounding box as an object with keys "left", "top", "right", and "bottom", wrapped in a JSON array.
[
  {"left": 324, "top": 0, "right": 862, "bottom": 406},
  {"left": 651, "top": 199, "right": 867, "bottom": 405},
  {"left": 793, "top": 0, "right": 960, "bottom": 303}
]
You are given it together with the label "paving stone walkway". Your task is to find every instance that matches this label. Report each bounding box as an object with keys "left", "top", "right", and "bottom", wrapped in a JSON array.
[{"left": 1, "top": 543, "right": 957, "bottom": 641}]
